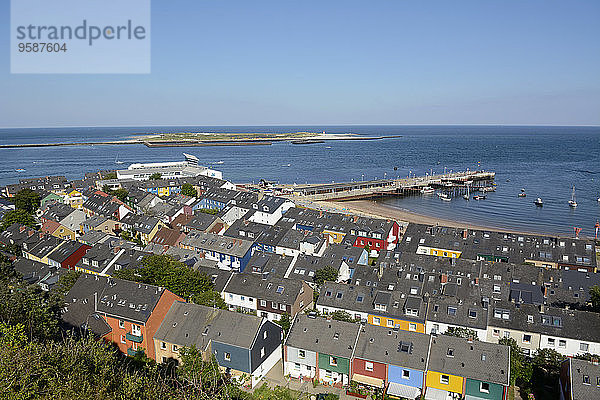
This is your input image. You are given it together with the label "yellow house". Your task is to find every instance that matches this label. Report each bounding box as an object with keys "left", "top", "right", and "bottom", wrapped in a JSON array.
[
  {"left": 52, "top": 224, "right": 77, "bottom": 241},
  {"left": 23, "top": 238, "right": 65, "bottom": 264},
  {"left": 368, "top": 314, "right": 425, "bottom": 333},
  {"left": 65, "top": 189, "right": 84, "bottom": 209},
  {"left": 322, "top": 229, "right": 346, "bottom": 244},
  {"left": 425, "top": 370, "right": 464, "bottom": 395},
  {"left": 416, "top": 245, "right": 461, "bottom": 258}
]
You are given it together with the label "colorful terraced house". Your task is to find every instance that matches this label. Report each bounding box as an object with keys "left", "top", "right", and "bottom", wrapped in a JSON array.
[{"left": 424, "top": 335, "right": 510, "bottom": 400}]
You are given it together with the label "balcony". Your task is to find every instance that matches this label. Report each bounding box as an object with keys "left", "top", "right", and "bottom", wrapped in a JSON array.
[
  {"left": 127, "top": 347, "right": 141, "bottom": 357},
  {"left": 126, "top": 332, "right": 143, "bottom": 343}
]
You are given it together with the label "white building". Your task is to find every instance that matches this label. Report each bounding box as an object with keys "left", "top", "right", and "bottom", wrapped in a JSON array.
[{"left": 117, "top": 153, "right": 222, "bottom": 181}]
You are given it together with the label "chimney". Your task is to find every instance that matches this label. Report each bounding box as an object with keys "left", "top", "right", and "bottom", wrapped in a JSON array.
[{"left": 463, "top": 229, "right": 468, "bottom": 239}]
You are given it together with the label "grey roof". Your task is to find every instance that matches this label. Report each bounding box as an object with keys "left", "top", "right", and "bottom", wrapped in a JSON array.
[
  {"left": 96, "top": 277, "right": 165, "bottom": 323},
  {"left": 41, "top": 203, "right": 75, "bottom": 222},
  {"left": 224, "top": 273, "right": 303, "bottom": 305},
  {"left": 186, "top": 213, "right": 218, "bottom": 232},
  {"left": 13, "top": 257, "right": 53, "bottom": 285},
  {"left": 568, "top": 358, "right": 600, "bottom": 400},
  {"left": 27, "top": 235, "right": 63, "bottom": 259},
  {"left": 246, "top": 251, "right": 293, "bottom": 278},
  {"left": 428, "top": 335, "right": 510, "bottom": 385},
  {"left": 78, "top": 230, "right": 110, "bottom": 246},
  {"left": 154, "top": 301, "right": 264, "bottom": 350},
  {"left": 426, "top": 295, "right": 489, "bottom": 331},
  {"left": 47, "top": 241, "right": 87, "bottom": 264},
  {"left": 354, "top": 323, "right": 430, "bottom": 371},
  {"left": 62, "top": 274, "right": 112, "bottom": 337},
  {"left": 285, "top": 314, "right": 360, "bottom": 358},
  {"left": 181, "top": 231, "right": 253, "bottom": 258}
]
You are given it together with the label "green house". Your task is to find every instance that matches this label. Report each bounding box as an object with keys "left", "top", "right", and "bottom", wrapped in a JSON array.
[
  {"left": 40, "top": 192, "right": 63, "bottom": 209},
  {"left": 318, "top": 352, "right": 351, "bottom": 385},
  {"left": 465, "top": 378, "right": 505, "bottom": 400}
]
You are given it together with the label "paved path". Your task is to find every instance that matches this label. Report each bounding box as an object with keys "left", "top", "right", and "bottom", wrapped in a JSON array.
[{"left": 248, "top": 360, "right": 354, "bottom": 400}]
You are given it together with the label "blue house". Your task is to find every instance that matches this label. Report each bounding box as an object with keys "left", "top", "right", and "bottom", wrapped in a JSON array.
[
  {"left": 352, "top": 324, "right": 430, "bottom": 400},
  {"left": 179, "top": 231, "right": 255, "bottom": 272}
]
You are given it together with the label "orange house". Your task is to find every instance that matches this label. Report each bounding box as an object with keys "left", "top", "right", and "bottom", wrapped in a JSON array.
[{"left": 95, "top": 278, "right": 184, "bottom": 360}]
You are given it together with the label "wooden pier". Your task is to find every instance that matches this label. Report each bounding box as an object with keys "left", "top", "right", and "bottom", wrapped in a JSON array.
[{"left": 287, "top": 170, "right": 496, "bottom": 201}]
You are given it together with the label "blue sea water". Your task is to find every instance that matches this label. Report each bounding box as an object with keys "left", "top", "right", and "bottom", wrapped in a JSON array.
[{"left": 0, "top": 125, "right": 598, "bottom": 237}]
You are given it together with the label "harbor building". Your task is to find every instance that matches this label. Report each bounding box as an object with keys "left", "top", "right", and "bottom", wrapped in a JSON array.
[{"left": 116, "top": 153, "right": 223, "bottom": 181}]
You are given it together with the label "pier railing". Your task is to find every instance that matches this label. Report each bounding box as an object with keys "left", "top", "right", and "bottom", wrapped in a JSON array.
[{"left": 291, "top": 171, "right": 495, "bottom": 201}]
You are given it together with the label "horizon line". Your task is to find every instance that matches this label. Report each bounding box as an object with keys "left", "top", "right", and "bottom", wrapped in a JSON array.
[{"left": 1, "top": 123, "right": 600, "bottom": 129}]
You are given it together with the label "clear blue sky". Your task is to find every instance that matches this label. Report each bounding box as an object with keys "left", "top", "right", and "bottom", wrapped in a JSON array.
[{"left": 1, "top": 0, "right": 599, "bottom": 127}]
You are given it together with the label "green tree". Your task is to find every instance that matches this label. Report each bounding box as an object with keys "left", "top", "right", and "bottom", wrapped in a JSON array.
[
  {"left": 313, "top": 266, "right": 338, "bottom": 286},
  {"left": 275, "top": 313, "right": 291, "bottom": 336},
  {"left": 112, "top": 188, "right": 129, "bottom": 202},
  {"left": 590, "top": 285, "right": 600, "bottom": 311},
  {"left": 330, "top": 310, "right": 357, "bottom": 323},
  {"left": 444, "top": 327, "right": 479, "bottom": 340},
  {"left": 191, "top": 290, "right": 227, "bottom": 309},
  {"left": 149, "top": 173, "right": 162, "bottom": 180},
  {"left": 181, "top": 183, "right": 198, "bottom": 197},
  {"left": 113, "top": 255, "right": 213, "bottom": 301},
  {"left": 52, "top": 271, "right": 82, "bottom": 297},
  {"left": 104, "top": 171, "right": 117, "bottom": 179},
  {"left": 1, "top": 209, "right": 37, "bottom": 231},
  {"left": 499, "top": 337, "right": 532, "bottom": 387},
  {"left": 13, "top": 189, "right": 41, "bottom": 213}
]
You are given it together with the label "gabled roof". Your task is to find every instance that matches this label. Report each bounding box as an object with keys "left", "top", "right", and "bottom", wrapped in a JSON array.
[
  {"left": 354, "top": 323, "right": 430, "bottom": 371},
  {"left": 224, "top": 273, "right": 303, "bottom": 305},
  {"left": 95, "top": 277, "right": 165, "bottom": 323},
  {"left": 428, "top": 335, "right": 510, "bottom": 385},
  {"left": 154, "top": 301, "right": 266, "bottom": 350},
  {"left": 285, "top": 314, "right": 359, "bottom": 358}
]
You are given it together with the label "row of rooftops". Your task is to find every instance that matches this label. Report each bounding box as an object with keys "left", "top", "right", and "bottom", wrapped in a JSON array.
[
  {"left": 400, "top": 223, "right": 597, "bottom": 268},
  {"left": 286, "top": 314, "right": 510, "bottom": 385}
]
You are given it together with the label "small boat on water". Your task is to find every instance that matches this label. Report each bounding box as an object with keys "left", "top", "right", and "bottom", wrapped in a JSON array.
[
  {"left": 215, "top": 161, "right": 224, "bottom": 165},
  {"left": 534, "top": 198, "right": 543, "bottom": 206},
  {"left": 325, "top": 146, "right": 332, "bottom": 149},
  {"left": 441, "top": 196, "right": 451, "bottom": 202},
  {"left": 15, "top": 168, "right": 26, "bottom": 172},
  {"left": 518, "top": 189, "right": 526, "bottom": 198},
  {"left": 463, "top": 184, "right": 470, "bottom": 200},
  {"left": 473, "top": 195, "right": 487, "bottom": 200},
  {"left": 115, "top": 155, "right": 124, "bottom": 165},
  {"left": 438, "top": 193, "right": 448, "bottom": 199},
  {"left": 568, "top": 186, "right": 577, "bottom": 208},
  {"left": 421, "top": 186, "right": 435, "bottom": 194}
]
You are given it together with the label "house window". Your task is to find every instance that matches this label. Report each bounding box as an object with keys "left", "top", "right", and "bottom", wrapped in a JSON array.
[
  {"left": 583, "top": 375, "right": 590, "bottom": 385},
  {"left": 173, "top": 345, "right": 178, "bottom": 352},
  {"left": 294, "top": 363, "right": 300, "bottom": 371},
  {"left": 468, "top": 309, "right": 477, "bottom": 319},
  {"left": 224, "top": 352, "right": 231, "bottom": 361},
  {"left": 160, "top": 342, "right": 166, "bottom": 350},
  {"left": 330, "top": 356, "right": 337, "bottom": 366},
  {"left": 280, "top": 304, "right": 286, "bottom": 311},
  {"left": 559, "top": 340, "right": 566, "bottom": 348},
  {"left": 120, "top": 335, "right": 126, "bottom": 344},
  {"left": 260, "top": 300, "right": 266, "bottom": 307},
  {"left": 402, "top": 370, "right": 410, "bottom": 379},
  {"left": 260, "top": 347, "right": 265, "bottom": 357},
  {"left": 447, "top": 306, "right": 457, "bottom": 316},
  {"left": 548, "top": 338, "right": 555, "bottom": 347},
  {"left": 131, "top": 324, "right": 141, "bottom": 336},
  {"left": 119, "top": 320, "right": 125, "bottom": 328},
  {"left": 523, "top": 334, "right": 531, "bottom": 344},
  {"left": 580, "top": 343, "right": 589, "bottom": 352},
  {"left": 409, "top": 323, "right": 417, "bottom": 332},
  {"left": 440, "top": 375, "right": 450, "bottom": 385},
  {"left": 480, "top": 382, "right": 490, "bottom": 393},
  {"left": 447, "top": 348, "right": 454, "bottom": 357},
  {"left": 365, "top": 361, "right": 374, "bottom": 372},
  {"left": 298, "top": 350, "right": 305, "bottom": 359},
  {"left": 492, "top": 329, "right": 500, "bottom": 337},
  {"left": 493, "top": 285, "right": 501, "bottom": 293},
  {"left": 272, "top": 301, "right": 277, "bottom": 309},
  {"left": 387, "top": 319, "right": 394, "bottom": 327},
  {"left": 263, "top": 331, "right": 268, "bottom": 339},
  {"left": 373, "top": 317, "right": 380, "bottom": 325}
]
